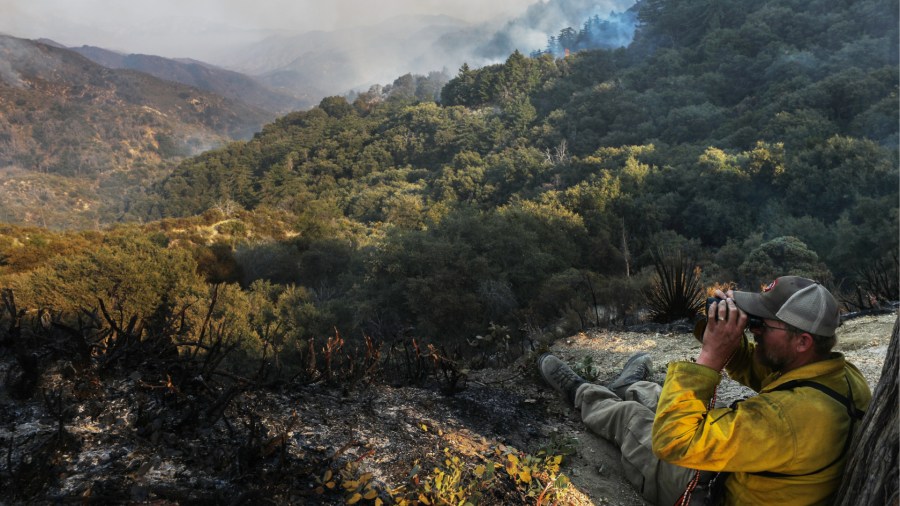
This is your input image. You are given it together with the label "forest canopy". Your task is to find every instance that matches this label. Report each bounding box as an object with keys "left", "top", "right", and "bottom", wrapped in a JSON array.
[{"left": 4, "top": 0, "right": 898, "bottom": 348}]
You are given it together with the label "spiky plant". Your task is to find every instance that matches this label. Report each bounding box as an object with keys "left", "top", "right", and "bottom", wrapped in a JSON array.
[{"left": 645, "top": 249, "right": 705, "bottom": 323}]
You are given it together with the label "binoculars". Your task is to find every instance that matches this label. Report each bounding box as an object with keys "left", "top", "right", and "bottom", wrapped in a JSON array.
[{"left": 692, "top": 297, "right": 764, "bottom": 341}]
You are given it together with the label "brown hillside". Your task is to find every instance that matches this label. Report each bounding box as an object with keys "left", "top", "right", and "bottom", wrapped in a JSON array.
[{"left": 0, "top": 35, "right": 274, "bottom": 229}]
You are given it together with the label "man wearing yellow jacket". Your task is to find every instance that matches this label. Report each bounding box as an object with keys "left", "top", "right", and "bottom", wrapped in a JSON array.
[{"left": 538, "top": 276, "right": 871, "bottom": 505}]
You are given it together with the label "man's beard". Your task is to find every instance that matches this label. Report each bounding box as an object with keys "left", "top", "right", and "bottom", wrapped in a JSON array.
[{"left": 754, "top": 335, "right": 789, "bottom": 371}]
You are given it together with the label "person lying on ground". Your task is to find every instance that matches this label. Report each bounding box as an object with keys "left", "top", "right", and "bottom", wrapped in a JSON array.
[{"left": 539, "top": 275, "right": 871, "bottom": 505}]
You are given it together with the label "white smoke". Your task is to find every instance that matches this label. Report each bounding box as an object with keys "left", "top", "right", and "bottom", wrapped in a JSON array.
[
  {"left": 0, "top": 58, "right": 24, "bottom": 88},
  {"left": 0, "top": 36, "right": 32, "bottom": 87},
  {"left": 470, "top": 0, "right": 638, "bottom": 61},
  {"left": 0, "top": 0, "right": 537, "bottom": 61}
]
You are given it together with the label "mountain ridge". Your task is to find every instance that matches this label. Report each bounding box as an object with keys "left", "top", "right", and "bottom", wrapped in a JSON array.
[
  {"left": 0, "top": 35, "right": 272, "bottom": 167},
  {"left": 0, "top": 34, "right": 276, "bottom": 228},
  {"left": 70, "top": 45, "right": 303, "bottom": 114}
]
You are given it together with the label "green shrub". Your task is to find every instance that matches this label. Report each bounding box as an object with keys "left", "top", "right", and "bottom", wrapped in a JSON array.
[{"left": 6, "top": 229, "right": 204, "bottom": 318}]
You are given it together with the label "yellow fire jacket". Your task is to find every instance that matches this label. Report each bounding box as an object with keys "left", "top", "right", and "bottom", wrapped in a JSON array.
[{"left": 652, "top": 335, "right": 872, "bottom": 505}]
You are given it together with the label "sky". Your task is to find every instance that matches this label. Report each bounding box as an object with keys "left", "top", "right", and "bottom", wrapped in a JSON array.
[{"left": 0, "top": 0, "right": 538, "bottom": 61}]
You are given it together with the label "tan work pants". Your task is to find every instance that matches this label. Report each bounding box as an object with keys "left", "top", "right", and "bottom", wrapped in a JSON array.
[{"left": 574, "top": 381, "right": 698, "bottom": 505}]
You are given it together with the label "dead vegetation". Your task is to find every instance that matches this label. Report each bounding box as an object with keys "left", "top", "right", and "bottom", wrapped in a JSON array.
[
  {"left": 0, "top": 288, "right": 574, "bottom": 505},
  {"left": 1, "top": 285, "right": 893, "bottom": 505}
]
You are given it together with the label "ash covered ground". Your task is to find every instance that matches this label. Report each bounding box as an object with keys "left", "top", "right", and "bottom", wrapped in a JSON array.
[{"left": 1, "top": 311, "right": 894, "bottom": 505}]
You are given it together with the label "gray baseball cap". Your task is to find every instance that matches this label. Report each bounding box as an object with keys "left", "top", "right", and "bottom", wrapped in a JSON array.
[{"left": 733, "top": 276, "right": 840, "bottom": 336}]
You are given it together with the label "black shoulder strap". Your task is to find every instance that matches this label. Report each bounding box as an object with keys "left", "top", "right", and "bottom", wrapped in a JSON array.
[
  {"left": 770, "top": 377, "right": 865, "bottom": 421},
  {"left": 755, "top": 377, "right": 865, "bottom": 478}
]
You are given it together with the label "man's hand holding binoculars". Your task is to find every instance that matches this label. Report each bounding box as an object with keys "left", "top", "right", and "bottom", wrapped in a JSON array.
[{"left": 697, "top": 289, "right": 747, "bottom": 372}]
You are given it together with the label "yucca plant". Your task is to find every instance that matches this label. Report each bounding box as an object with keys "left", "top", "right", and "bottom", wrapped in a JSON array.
[{"left": 645, "top": 249, "right": 705, "bottom": 323}]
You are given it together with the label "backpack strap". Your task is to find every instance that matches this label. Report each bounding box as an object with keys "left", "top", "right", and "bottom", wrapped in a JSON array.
[
  {"left": 770, "top": 377, "right": 865, "bottom": 420},
  {"left": 755, "top": 376, "right": 864, "bottom": 478}
]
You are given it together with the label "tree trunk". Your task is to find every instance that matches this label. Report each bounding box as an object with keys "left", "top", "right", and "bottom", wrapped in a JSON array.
[{"left": 833, "top": 315, "right": 899, "bottom": 506}]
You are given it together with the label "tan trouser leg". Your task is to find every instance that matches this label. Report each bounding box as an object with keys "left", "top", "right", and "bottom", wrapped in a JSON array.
[{"left": 575, "top": 381, "right": 695, "bottom": 505}]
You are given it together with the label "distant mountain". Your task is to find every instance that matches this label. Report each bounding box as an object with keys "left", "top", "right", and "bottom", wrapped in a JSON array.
[
  {"left": 71, "top": 45, "right": 303, "bottom": 114},
  {"left": 0, "top": 34, "right": 275, "bottom": 228},
  {"left": 33, "top": 38, "right": 67, "bottom": 49},
  {"left": 0, "top": 34, "right": 273, "bottom": 173},
  {"left": 65, "top": 45, "right": 127, "bottom": 67}
]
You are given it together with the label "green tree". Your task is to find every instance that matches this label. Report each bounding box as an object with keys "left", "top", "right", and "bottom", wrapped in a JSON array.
[
  {"left": 780, "top": 136, "right": 898, "bottom": 224},
  {"left": 440, "top": 63, "right": 477, "bottom": 106},
  {"left": 738, "top": 236, "right": 831, "bottom": 287},
  {"left": 318, "top": 96, "right": 355, "bottom": 119}
]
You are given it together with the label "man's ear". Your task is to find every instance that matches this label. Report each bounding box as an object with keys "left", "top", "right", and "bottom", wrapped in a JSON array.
[{"left": 794, "top": 332, "right": 814, "bottom": 353}]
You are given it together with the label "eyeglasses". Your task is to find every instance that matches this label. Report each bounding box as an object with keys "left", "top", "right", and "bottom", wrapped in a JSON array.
[{"left": 746, "top": 318, "right": 789, "bottom": 333}]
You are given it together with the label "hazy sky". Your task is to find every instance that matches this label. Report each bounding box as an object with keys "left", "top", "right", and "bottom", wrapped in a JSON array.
[{"left": 0, "top": 0, "right": 537, "bottom": 60}]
